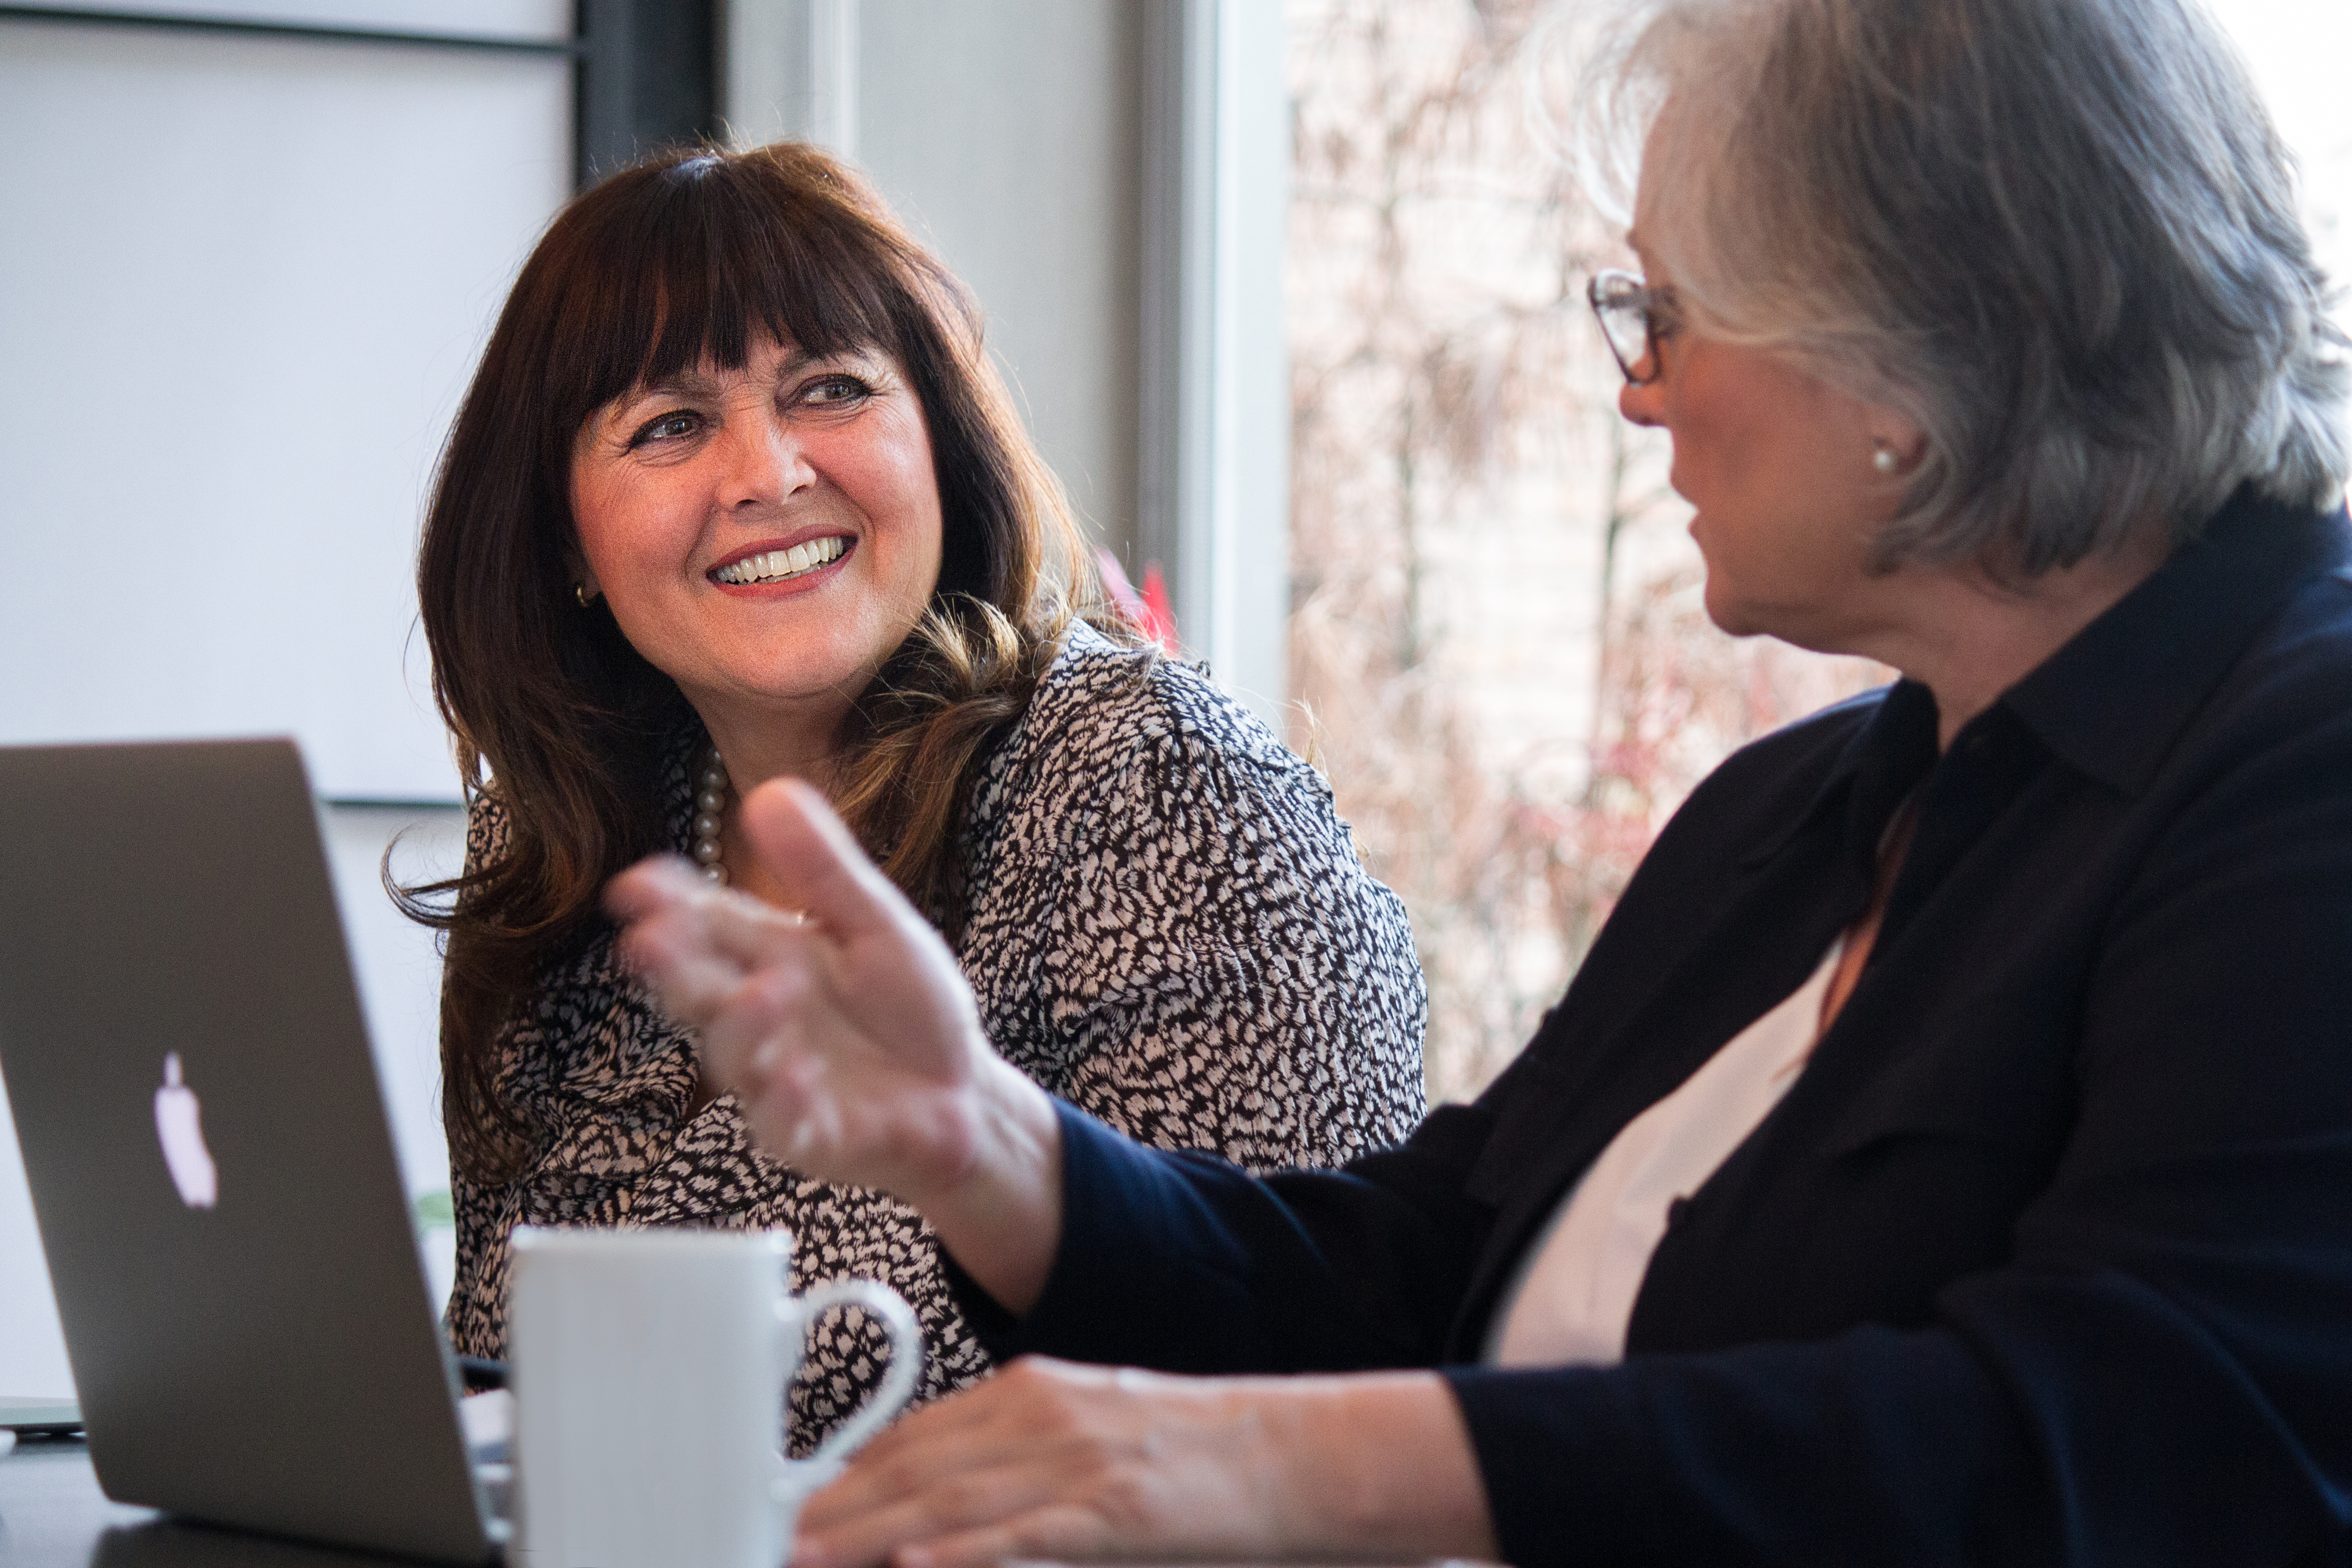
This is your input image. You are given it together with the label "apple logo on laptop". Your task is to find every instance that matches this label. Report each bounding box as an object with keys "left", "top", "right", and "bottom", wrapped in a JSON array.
[{"left": 154, "top": 1053, "right": 217, "bottom": 1210}]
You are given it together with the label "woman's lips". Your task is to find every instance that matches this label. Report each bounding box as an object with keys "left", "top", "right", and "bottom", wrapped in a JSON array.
[{"left": 710, "top": 535, "right": 854, "bottom": 588}]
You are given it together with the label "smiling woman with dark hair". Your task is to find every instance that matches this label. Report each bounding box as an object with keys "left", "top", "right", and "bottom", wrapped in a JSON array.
[
  {"left": 403, "top": 142, "right": 1425, "bottom": 1444},
  {"left": 612, "top": 1, "right": 2352, "bottom": 1562}
]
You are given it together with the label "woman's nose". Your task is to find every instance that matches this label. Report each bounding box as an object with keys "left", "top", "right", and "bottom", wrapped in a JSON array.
[
  {"left": 716, "top": 417, "right": 813, "bottom": 509},
  {"left": 1618, "top": 377, "right": 1665, "bottom": 429}
]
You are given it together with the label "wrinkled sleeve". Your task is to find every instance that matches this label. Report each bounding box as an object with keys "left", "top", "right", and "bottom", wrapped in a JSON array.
[
  {"left": 1035, "top": 711, "right": 1427, "bottom": 1171},
  {"left": 954, "top": 1094, "right": 1503, "bottom": 1373}
]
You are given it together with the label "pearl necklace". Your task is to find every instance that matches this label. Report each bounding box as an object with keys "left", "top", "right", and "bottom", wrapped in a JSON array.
[{"left": 690, "top": 746, "right": 730, "bottom": 885}]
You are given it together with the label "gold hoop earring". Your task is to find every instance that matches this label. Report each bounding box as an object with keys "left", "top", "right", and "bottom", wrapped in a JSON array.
[{"left": 574, "top": 582, "right": 596, "bottom": 608}]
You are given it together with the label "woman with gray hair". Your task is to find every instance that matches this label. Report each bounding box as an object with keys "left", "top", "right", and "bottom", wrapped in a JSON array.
[{"left": 609, "top": 0, "right": 2352, "bottom": 1561}]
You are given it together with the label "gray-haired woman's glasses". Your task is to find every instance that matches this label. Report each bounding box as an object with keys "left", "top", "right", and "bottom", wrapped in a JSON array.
[{"left": 1588, "top": 269, "right": 1674, "bottom": 387}]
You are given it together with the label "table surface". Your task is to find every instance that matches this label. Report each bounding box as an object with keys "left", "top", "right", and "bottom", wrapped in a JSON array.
[
  {"left": 1, "top": 1437, "right": 1470, "bottom": 1568},
  {"left": 0, "top": 1439, "right": 427, "bottom": 1566}
]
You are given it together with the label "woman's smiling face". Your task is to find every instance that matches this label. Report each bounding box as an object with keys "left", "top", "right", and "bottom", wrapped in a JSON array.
[{"left": 568, "top": 336, "right": 945, "bottom": 743}]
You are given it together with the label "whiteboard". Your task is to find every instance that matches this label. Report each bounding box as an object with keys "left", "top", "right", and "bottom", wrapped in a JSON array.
[
  {"left": 34, "top": 1, "right": 572, "bottom": 41},
  {"left": 0, "top": 19, "right": 571, "bottom": 801}
]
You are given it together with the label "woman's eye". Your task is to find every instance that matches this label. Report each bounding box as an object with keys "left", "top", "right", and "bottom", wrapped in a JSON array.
[
  {"left": 627, "top": 409, "right": 702, "bottom": 446},
  {"left": 797, "top": 373, "right": 874, "bottom": 408}
]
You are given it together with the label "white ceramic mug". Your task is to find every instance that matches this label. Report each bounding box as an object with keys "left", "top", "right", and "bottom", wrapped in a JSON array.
[{"left": 507, "top": 1226, "right": 922, "bottom": 1568}]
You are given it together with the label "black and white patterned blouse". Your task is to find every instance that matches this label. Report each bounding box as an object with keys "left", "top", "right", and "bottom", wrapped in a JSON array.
[{"left": 445, "top": 626, "right": 1427, "bottom": 1445}]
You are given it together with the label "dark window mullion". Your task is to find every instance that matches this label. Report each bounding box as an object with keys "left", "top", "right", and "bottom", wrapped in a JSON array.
[{"left": 574, "top": 0, "right": 718, "bottom": 190}]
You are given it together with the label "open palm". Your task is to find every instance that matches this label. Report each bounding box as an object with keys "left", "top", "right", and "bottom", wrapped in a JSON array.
[{"left": 608, "top": 778, "right": 995, "bottom": 1200}]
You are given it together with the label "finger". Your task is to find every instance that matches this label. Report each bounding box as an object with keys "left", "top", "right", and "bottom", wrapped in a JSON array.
[
  {"left": 615, "top": 895, "right": 813, "bottom": 1030},
  {"left": 798, "top": 1470, "right": 1102, "bottom": 1568},
  {"left": 697, "top": 961, "right": 821, "bottom": 1100},
  {"left": 613, "top": 901, "right": 780, "bottom": 1024},
  {"left": 696, "top": 885, "right": 816, "bottom": 968},
  {"left": 813, "top": 1368, "right": 1019, "bottom": 1485},
  {"left": 801, "top": 1430, "right": 987, "bottom": 1535},
  {"left": 804, "top": 1362, "right": 1081, "bottom": 1529},
  {"left": 614, "top": 856, "right": 811, "bottom": 965},
  {"left": 603, "top": 853, "right": 709, "bottom": 924},
  {"left": 889, "top": 1504, "right": 1117, "bottom": 1568},
  {"left": 799, "top": 1370, "right": 1121, "bottom": 1564},
  {"left": 740, "top": 778, "right": 920, "bottom": 944},
  {"left": 618, "top": 919, "right": 752, "bottom": 1027}
]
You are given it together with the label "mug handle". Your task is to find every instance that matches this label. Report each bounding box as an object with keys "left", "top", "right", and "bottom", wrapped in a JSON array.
[{"left": 772, "top": 1279, "right": 925, "bottom": 1495}]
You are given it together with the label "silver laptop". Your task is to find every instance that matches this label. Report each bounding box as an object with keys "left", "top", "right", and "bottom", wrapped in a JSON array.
[{"left": 0, "top": 738, "right": 503, "bottom": 1563}]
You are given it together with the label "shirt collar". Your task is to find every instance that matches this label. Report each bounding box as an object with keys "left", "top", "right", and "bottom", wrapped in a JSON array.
[
  {"left": 1999, "top": 487, "right": 2351, "bottom": 796},
  {"left": 1758, "top": 487, "right": 2351, "bottom": 863},
  {"left": 1742, "top": 680, "right": 1937, "bottom": 872}
]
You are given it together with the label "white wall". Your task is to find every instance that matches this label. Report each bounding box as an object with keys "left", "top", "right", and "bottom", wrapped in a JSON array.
[
  {"left": 0, "top": 3, "right": 564, "bottom": 1396},
  {"left": 1143, "top": 0, "right": 1290, "bottom": 720},
  {"left": 0, "top": 16, "right": 570, "bottom": 802},
  {"left": 854, "top": 1, "right": 1146, "bottom": 566}
]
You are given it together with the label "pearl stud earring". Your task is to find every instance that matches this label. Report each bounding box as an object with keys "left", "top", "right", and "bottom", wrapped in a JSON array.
[{"left": 1872, "top": 444, "right": 1899, "bottom": 475}]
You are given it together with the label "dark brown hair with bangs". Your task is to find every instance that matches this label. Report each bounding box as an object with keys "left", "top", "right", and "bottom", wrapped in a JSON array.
[{"left": 403, "top": 142, "right": 1122, "bottom": 1181}]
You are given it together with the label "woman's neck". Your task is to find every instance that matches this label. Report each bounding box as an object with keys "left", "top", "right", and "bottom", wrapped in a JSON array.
[
  {"left": 690, "top": 697, "right": 853, "bottom": 909},
  {"left": 1861, "top": 529, "right": 2175, "bottom": 750},
  {"left": 694, "top": 694, "right": 850, "bottom": 797}
]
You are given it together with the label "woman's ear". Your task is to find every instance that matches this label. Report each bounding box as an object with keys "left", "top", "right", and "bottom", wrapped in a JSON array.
[
  {"left": 566, "top": 549, "right": 603, "bottom": 606},
  {"left": 1863, "top": 406, "right": 1930, "bottom": 475}
]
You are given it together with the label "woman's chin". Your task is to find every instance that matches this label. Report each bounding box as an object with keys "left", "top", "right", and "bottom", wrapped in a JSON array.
[{"left": 1698, "top": 577, "right": 1763, "bottom": 638}]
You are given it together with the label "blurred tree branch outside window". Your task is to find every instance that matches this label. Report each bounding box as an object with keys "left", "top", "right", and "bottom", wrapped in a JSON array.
[{"left": 1285, "top": 0, "right": 1887, "bottom": 1104}]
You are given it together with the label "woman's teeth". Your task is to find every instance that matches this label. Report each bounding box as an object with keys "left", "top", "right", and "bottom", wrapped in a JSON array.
[{"left": 713, "top": 537, "right": 848, "bottom": 585}]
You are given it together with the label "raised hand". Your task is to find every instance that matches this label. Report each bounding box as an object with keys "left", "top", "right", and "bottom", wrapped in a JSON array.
[{"left": 608, "top": 777, "right": 1064, "bottom": 1312}]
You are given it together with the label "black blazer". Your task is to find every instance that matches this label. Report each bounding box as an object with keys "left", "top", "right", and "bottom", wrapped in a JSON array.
[{"left": 960, "top": 490, "right": 2352, "bottom": 1567}]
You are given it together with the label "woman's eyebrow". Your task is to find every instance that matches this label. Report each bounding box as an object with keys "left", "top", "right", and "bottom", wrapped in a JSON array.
[
  {"left": 632, "top": 365, "right": 725, "bottom": 399},
  {"left": 623, "top": 346, "right": 878, "bottom": 403},
  {"left": 778, "top": 345, "right": 878, "bottom": 375}
]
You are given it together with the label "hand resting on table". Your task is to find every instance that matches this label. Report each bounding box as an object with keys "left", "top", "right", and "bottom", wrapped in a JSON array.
[{"left": 792, "top": 1357, "right": 1491, "bottom": 1568}]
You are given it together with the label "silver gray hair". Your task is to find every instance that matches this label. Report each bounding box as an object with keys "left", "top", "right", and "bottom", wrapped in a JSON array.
[{"left": 1577, "top": 0, "right": 2349, "bottom": 574}]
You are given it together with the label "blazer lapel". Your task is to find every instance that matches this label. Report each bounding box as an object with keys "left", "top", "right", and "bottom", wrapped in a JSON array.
[{"left": 1444, "top": 810, "right": 1864, "bottom": 1356}]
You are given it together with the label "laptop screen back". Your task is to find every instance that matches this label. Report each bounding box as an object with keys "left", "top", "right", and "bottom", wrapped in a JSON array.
[{"left": 0, "top": 739, "right": 491, "bottom": 1563}]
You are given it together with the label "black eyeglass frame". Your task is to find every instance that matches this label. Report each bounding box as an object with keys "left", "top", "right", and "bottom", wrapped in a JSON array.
[{"left": 1587, "top": 269, "right": 1673, "bottom": 387}]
